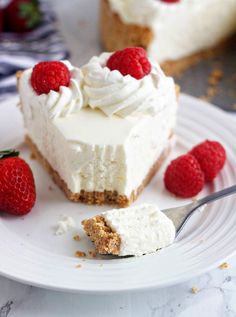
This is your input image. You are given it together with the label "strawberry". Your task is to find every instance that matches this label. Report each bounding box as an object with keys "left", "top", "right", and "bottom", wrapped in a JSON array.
[
  {"left": 164, "top": 154, "right": 205, "bottom": 198},
  {"left": 4, "top": 0, "right": 41, "bottom": 33},
  {"left": 0, "top": 149, "right": 36, "bottom": 216}
]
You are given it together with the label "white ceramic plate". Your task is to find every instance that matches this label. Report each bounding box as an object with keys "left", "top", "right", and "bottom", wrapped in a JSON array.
[{"left": 0, "top": 94, "right": 236, "bottom": 294}]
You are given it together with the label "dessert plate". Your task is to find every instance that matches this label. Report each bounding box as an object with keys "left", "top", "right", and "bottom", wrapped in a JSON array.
[{"left": 0, "top": 94, "right": 236, "bottom": 294}]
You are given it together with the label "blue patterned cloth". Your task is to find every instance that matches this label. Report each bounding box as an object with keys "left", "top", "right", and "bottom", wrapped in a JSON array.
[{"left": 0, "top": 0, "right": 69, "bottom": 99}]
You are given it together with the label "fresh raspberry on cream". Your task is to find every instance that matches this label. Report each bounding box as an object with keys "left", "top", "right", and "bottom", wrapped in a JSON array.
[
  {"left": 106, "top": 47, "right": 151, "bottom": 80},
  {"left": 31, "top": 61, "right": 70, "bottom": 95}
]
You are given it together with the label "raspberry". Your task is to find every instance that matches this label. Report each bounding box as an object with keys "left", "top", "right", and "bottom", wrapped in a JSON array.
[
  {"left": 31, "top": 61, "right": 70, "bottom": 95},
  {"left": 190, "top": 140, "right": 226, "bottom": 182},
  {"left": 106, "top": 47, "right": 151, "bottom": 80},
  {"left": 164, "top": 154, "right": 205, "bottom": 198}
]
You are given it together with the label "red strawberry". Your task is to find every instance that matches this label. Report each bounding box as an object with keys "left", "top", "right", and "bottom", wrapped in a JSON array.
[
  {"left": 190, "top": 140, "right": 226, "bottom": 182},
  {"left": 164, "top": 154, "right": 205, "bottom": 198},
  {"left": 0, "top": 9, "right": 3, "bottom": 32},
  {"left": 4, "top": 0, "right": 41, "bottom": 33},
  {"left": 0, "top": 150, "right": 36, "bottom": 216},
  {"left": 31, "top": 61, "right": 70, "bottom": 95},
  {"left": 106, "top": 47, "right": 151, "bottom": 80}
]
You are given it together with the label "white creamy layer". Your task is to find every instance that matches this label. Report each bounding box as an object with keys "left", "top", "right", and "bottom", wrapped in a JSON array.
[
  {"left": 103, "top": 204, "right": 176, "bottom": 256},
  {"left": 19, "top": 58, "right": 177, "bottom": 196},
  {"left": 108, "top": 0, "right": 236, "bottom": 62}
]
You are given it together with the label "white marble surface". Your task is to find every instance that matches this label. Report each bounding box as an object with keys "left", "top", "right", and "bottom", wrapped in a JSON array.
[
  {"left": 0, "top": 0, "right": 236, "bottom": 316},
  {"left": 1, "top": 259, "right": 236, "bottom": 317}
]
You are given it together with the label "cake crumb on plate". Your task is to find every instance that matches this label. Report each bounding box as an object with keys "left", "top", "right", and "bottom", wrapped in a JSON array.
[
  {"left": 88, "top": 250, "right": 97, "bottom": 258},
  {"left": 219, "top": 262, "right": 229, "bottom": 269},
  {"left": 75, "top": 250, "right": 86, "bottom": 257},
  {"left": 191, "top": 287, "right": 199, "bottom": 294},
  {"left": 208, "top": 69, "right": 223, "bottom": 86},
  {"left": 75, "top": 264, "right": 82, "bottom": 269},
  {"left": 73, "top": 234, "right": 81, "bottom": 241}
]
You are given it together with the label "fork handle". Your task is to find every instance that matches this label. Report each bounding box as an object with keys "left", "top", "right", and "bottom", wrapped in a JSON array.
[{"left": 196, "top": 185, "right": 236, "bottom": 208}]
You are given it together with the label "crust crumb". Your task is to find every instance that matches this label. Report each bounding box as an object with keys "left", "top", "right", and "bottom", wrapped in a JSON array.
[
  {"left": 30, "top": 152, "right": 36, "bottom": 160},
  {"left": 73, "top": 234, "right": 81, "bottom": 241},
  {"left": 199, "top": 95, "right": 210, "bottom": 102},
  {"left": 76, "top": 264, "right": 82, "bottom": 268},
  {"left": 75, "top": 250, "right": 86, "bottom": 257},
  {"left": 89, "top": 249, "right": 97, "bottom": 258},
  {"left": 207, "top": 87, "right": 218, "bottom": 98},
  {"left": 200, "top": 68, "right": 223, "bottom": 102},
  {"left": 219, "top": 262, "right": 229, "bottom": 270},
  {"left": 208, "top": 69, "right": 223, "bottom": 86},
  {"left": 48, "top": 186, "right": 53, "bottom": 191},
  {"left": 191, "top": 287, "right": 199, "bottom": 294},
  {"left": 208, "top": 77, "right": 220, "bottom": 86},
  {"left": 200, "top": 87, "right": 219, "bottom": 102}
]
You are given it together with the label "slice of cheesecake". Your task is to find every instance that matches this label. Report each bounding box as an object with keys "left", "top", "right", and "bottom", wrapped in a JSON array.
[
  {"left": 17, "top": 48, "right": 178, "bottom": 207},
  {"left": 82, "top": 204, "right": 176, "bottom": 256},
  {"left": 101, "top": 0, "right": 236, "bottom": 75}
]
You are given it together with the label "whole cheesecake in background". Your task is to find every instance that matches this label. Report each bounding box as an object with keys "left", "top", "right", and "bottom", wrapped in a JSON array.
[
  {"left": 17, "top": 48, "right": 179, "bottom": 207},
  {"left": 100, "top": 0, "right": 236, "bottom": 75}
]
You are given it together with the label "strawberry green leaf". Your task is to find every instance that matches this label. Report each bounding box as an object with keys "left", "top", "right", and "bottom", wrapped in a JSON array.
[
  {"left": 19, "top": 1, "right": 42, "bottom": 30},
  {"left": 0, "top": 149, "right": 19, "bottom": 159}
]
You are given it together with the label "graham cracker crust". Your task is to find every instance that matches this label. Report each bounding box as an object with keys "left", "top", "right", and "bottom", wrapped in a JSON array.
[
  {"left": 100, "top": 0, "right": 236, "bottom": 76},
  {"left": 25, "top": 135, "right": 171, "bottom": 207},
  {"left": 82, "top": 215, "right": 121, "bottom": 255},
  {"left": 100, "top": 0, "right": 153, "bottom": 53}
]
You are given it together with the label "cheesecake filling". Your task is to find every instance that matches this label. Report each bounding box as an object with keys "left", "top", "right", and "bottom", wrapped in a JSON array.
[
  {"left": 19, "top": 56, "right": 177, "bottom": 197},
  {"left": 108, "top": 0, "right": 236, "bottom": 63},
  {"left": 102, "top": 203, "right": 176, "bottom": 256}
]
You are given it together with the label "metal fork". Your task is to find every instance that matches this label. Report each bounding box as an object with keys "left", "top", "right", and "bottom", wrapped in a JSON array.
[{"left": 162, "top": 185, "right": 236, "bottom": 236}]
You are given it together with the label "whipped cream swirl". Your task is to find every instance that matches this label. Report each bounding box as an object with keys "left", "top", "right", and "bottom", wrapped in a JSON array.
[
  {"left": 43, "top": 61, "right": 84, "bottom": 119},
  {"left": 81, "top": 52, "right": 175, "bottom": 118},
  {"left": 20, "top": 61, "right": 84, "bottom": 120}
]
